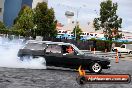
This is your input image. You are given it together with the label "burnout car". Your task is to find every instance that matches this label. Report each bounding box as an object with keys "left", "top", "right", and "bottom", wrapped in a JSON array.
[{"left": 18, "top": 40, "right": 111, "bottom": 73}]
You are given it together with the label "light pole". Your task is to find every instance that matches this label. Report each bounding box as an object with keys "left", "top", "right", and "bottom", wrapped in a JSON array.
[
  {"left": 57, "top": 4, "right": 83, "bottom": 40},
  {"left": 75, "top": 7, "right": 81, "bottom": 40}
]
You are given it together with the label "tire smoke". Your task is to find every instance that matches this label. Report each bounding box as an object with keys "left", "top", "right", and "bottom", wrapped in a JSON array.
[{"left": 0, "top": 37, "right": 46, "bottom": 69}]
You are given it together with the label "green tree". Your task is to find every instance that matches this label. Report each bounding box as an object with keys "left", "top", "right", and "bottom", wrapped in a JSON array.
[
  {"left": 34, "top": 2, "right": 57, "bottom": 37},
  {"left": 13, "top": 5, "right": 34, "bottom": 36},
  {"left": 93, "top": 0, "right": 122, "bottom": 40},
  {"left": 72, "top": 25, "right": 82, "bottom": 40},
  {"left": 0, "top": 21, "right": 6, "bottom": 34},
  {"left": 0, "top": 21, "right": 5, "bottom": 29}
]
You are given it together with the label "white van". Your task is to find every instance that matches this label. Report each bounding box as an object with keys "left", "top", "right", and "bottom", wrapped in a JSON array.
[{"left": 113, "top": 44, "right": 132, "bottom": 54}]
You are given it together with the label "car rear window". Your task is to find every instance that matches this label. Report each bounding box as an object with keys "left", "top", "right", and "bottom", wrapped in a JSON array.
[
  {"left": 121, "top": 45, "right": 125, "bottom": 48},
  {"left": 46, "top": 45, "right": 61, "bottom": 53}
]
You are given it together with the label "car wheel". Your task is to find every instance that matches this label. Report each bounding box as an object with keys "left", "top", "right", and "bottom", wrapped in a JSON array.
[
  {"left": 113, "top": 49, "right": 117, "bottom": 52},
  {"left": 129, "top": 51, "right": 132, "bottom": 54},
  {"left": 19, "top": 55, "right": 32, "bottom": 61},
  {"left": 34, "top": 56, "right": 46, "bottom": 66},
  {"left": 112, "top": 49, "right": 115, "bottom": 52},
  {"left": 89, "top": 62, "right": 102, "bottom": 73}
]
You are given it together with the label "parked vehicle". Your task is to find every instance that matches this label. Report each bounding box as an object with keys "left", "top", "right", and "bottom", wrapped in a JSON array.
[
  {"left": 113, "top": 44, "right": 132, "bottom": 54},
  {"left": 18, "top": 41, "right": 111, "bottom": 73},
  {"left": 56, "top": 34, "right": 75, "bottom": 39},
  {"left": 80, "top": 35, "right": 91, "bottom": 41},
  {"left": 112, "top": 38, "right": 128, "bottom": 43}
]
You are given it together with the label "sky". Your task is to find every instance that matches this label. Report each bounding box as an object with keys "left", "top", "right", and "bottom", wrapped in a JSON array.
[{"left": 48, "top": 0, "right": 132, "bottom": 31}]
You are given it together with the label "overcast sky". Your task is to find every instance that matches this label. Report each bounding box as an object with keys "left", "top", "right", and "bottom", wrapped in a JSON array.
[{"left": 48, "top": 0, "right": 132, "bottom": 31}]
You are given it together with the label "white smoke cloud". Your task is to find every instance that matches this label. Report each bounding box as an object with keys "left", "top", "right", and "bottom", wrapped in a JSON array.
[{"left": 0, "top": 37, "right": 46, "bottom": 69}]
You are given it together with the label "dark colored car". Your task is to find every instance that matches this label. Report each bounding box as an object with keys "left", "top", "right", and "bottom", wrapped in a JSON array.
[{"left": 18, "top": 40, "right": 111, "bottom": 73}]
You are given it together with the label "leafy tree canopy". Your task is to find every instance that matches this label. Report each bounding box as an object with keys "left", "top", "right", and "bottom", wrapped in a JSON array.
[
  {"left": 72, "top": 25, "right": 82, "bottom": 40},
  {"left": 34, "top": 2, "right": 57, "bottom": 37},
  {"left": 93, "top": 0, "right": 122, "bottom": 40},
  {"left": 13, "top": 5, "right": 34, "bottom": 36},
  {"left": 0, "top": 21, "right": 5, "bottom": 29}
]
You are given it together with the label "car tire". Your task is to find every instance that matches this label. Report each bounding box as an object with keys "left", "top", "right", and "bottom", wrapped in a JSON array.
[
  {"left": 34, "top": 56, "right": 46, "bottom": 66},
  {"left": 89, "top": 62, "right": 102, "bottom": 73},
  {"left": 113, "top": 49, "right": 117, "bottom": 52},
  {"left": 19, "top": 55, "right": 32, "bottom": 61},
  {"left": 129, "top": 51, "right": 132, "bottom": 54},
  {"left": 112, "top": 49, "right": 115, "bottom": 52}
]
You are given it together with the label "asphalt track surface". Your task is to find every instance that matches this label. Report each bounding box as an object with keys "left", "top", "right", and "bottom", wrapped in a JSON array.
[{"left": 0, "top": 59, "right": 132, "bottom": 88}]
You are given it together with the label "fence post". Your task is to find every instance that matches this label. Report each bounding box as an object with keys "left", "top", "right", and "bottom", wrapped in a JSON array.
[
  {"left": 105, "top": 49, "right": 107, "bottom": 52},
  {"left": 90, "top": 46, "right": 91, "bottom": 51}
]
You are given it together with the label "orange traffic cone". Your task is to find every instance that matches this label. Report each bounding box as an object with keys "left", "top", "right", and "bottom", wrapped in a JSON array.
[{"left": 115, "top": 49, "right": 119, "bottom": 63}]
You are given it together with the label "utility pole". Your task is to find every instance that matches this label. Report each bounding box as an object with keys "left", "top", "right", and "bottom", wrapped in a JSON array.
[
  {"left": 57, "top": 4, "right": 84, "bottom": 40},
  {"left": 75, "top": 7, "right": 81, "bottom": 40}
]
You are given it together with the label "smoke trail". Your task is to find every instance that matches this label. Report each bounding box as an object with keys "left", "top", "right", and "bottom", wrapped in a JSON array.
[{"left": 0, "top": 37, "right": 46, "bottom": 69}]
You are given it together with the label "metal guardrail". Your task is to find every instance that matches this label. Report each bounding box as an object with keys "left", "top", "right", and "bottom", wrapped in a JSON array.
[
  {"left": 81, "top": 50, "right": 120, "bottom": 59},
  {"left": 81, "top": 50, "right": 132, "bottom": 60}
]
